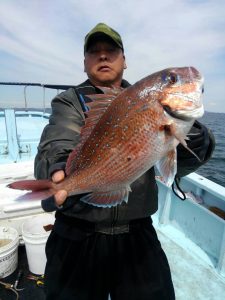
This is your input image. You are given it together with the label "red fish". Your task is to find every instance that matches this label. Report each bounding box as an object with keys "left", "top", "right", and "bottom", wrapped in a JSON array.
[{"left": 8, "top": 67, "right": 204, "bottom": 207}]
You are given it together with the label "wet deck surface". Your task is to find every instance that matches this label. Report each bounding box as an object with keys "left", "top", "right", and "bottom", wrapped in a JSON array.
[{"left": 157, "top": 225, "right": 225, "bottom": 300}]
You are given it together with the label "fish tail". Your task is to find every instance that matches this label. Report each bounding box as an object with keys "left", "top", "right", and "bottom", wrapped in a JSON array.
[
  {"left": 7, "top": 179, "right": 53, "bottom": 192},
  {"left": 7, "top": 179, "right": 55, "bottom": 201}
]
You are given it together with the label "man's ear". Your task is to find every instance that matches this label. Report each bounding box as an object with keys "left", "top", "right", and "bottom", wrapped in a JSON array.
[
  {"left": 123, "top": 56, "right": 127, "bottom": 69},
  {"left": 84, "top": 59, "right": 87, "bottom": 73}
]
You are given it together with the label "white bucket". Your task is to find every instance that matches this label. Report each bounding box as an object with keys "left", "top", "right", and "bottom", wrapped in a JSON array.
[
  {"left": 0, "top": 226, "right": 19, "bottom": 278},
  {"left": 22, "top": 213, "right": 55, "bottom": 275}
]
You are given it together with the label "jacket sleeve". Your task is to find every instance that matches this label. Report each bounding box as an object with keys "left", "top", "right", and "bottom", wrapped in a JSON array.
[
  {"left": 176, "top": 120, "right": 215, "bottom": 177},
  {"left": 34, "top": 88, "right": 84, "bottom": 179}
]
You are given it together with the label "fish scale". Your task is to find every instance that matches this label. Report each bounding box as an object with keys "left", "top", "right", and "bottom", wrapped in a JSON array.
[
  {"left": 8, "top": 67, "right": 204, "bottom": 207},
  {"left": 64, "top": 101, "right": 172, "bottom": 190}
]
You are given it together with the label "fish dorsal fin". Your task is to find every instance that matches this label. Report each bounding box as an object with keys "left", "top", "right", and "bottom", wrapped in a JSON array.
[
  {"left": 85, "top": 85, "right": 123, "bottom": 115},
  {"left": 65, "top": 87, "right": 123, "bottom": 175}
]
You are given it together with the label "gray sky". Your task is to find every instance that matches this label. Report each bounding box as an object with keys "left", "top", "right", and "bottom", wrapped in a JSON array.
[{"left": 0, "top": 0, "right": 224, "bottom": 112}]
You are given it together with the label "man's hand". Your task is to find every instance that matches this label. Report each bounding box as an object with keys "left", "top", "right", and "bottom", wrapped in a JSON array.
[
  {"left": 52, "top": 170, "right": 68, "bottom": 206},
  {"left": 176, "top": 120, "right": 215, "bottom": 177}
]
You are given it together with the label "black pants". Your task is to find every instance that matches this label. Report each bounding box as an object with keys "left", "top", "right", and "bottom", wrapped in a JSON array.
[{"left": 44, "top": 218, "right": 175, "bottom": 300}]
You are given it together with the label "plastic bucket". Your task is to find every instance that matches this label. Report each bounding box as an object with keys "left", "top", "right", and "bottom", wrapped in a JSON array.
[
  {"left": 0, "top": 226, "right": 19, "bottom": 278},
  {"left": 22, "top": 214, "right": 55, "bottom": 275}
]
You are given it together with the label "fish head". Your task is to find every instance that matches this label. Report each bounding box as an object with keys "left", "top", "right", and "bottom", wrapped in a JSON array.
[
  {"left": 139, "top": 67, "right": 204, "bottom": 121},
  {"left": 158, "top": 66, "right": 204, "bottom": 120}
]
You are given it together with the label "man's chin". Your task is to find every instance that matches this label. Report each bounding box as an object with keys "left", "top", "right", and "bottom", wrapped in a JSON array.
[
  {"left": 89, "top": 73, "right": 122, "bottom": 87},
  {"left": 95, "top": 77, "right": 116, "bottom": 87}
]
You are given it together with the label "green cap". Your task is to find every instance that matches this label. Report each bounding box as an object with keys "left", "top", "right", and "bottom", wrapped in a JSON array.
[{"left": 84, "top": 23, "right": 124, "bottom": 52}]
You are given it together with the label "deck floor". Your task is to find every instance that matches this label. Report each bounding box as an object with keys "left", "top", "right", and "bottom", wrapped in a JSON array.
[
  {"left": 156, "top": 225, "right": 225, "bottom": 300},
  {"left": 1, "top": 227, "right": 225, "bottom": 300}
]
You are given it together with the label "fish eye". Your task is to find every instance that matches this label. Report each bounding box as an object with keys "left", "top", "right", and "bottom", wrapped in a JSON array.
[
  {"left": 168, "top": 72, "right": 178, "bottom": 84},
  {"left": 162, "top": 72, "right": 178, "bottom": 85}
]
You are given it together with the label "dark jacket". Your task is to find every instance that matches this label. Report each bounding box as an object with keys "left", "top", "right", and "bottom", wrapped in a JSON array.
[{"left": 34, "top": 79, "right": 215, "bottom": 227}]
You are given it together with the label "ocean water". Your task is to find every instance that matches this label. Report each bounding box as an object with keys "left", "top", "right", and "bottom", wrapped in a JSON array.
[{"left": 196, "top": 112, "right": 225, "bottom": 187}]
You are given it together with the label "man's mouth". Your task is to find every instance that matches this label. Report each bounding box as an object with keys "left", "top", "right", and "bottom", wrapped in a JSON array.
[{"left": 98, "top": 65, "right": 111, "bottom": 72}]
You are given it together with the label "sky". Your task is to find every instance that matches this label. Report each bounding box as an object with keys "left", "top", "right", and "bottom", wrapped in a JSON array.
[{"left": 0, "top": 0, "right": 225, "bottom": 112}]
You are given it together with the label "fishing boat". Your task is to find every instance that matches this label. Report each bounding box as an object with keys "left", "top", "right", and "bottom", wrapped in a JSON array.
[{"left": 0, "top": 83, "right": 225, "bottom": 300}]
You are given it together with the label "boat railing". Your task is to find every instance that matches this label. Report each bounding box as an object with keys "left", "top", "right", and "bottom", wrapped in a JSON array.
[
  {"left": 156, "top": 174, "right": 225, "bottom": 278},
  {"left": 0, "top": 82, "right": 75, "bottom": 163},
  {"left": 0, "top": 109, "right": 50, "bottom": 163}
]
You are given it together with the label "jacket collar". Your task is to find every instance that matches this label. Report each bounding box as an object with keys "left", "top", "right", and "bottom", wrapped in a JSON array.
[{"left": 75, "top": 79, "right": 131, "bottom": 95}]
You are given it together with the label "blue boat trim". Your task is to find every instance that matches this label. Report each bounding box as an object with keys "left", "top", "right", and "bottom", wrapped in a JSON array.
[{"left": 0, "top": 109, "right": 49, "bottom": 163}]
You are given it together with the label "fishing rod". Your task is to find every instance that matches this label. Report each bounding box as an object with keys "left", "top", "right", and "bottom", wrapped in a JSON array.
[{"left": 0, "top": 82, "right": 75, "bottom": 90}]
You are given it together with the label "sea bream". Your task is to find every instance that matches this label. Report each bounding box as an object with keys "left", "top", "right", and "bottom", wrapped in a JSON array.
[{"left": 8, "top": 66, "right": 204, "bottom": 207}]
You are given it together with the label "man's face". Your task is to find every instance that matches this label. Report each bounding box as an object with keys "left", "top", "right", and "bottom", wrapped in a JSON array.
[{"left": 84, "top": 40, "right": 127, "bottom": 87}]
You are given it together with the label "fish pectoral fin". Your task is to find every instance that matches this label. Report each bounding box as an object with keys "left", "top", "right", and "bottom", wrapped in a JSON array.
[
  {"left": 175, "top": 133, "right": 202, "bottom": 162},
  {"left": 167, "top": 123, "right": 201, "bottom": 162},
  {"left": 80, "top": 187, "right": 130, "bottom": 208},
  {"left": 156, "top": 149, "right": 177, "bottom": 186}
]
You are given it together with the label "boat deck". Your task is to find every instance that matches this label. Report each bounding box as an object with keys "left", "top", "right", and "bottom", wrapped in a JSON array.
[
  {"left": 0, "top": 222, "right": 225, "bottom": 300},
  {"left": 155, "top": 221, "right": 225, "bottom": 300}
]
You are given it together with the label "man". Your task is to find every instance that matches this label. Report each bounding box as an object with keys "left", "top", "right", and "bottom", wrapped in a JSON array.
[{"left": 35, "top": 23, "right": 215, "bottom": 300}]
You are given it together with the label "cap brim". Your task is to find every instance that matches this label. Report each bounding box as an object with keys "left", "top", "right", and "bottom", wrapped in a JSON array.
[{"left": 84, "top": 32, "right": 123, "bottom": 52}]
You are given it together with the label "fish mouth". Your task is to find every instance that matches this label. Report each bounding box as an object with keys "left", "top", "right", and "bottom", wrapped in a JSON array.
[
  {"left": 164, "top": 105, "right": 204, "bottom": 121},
  {"left": 163, "top": 99, "right": 204, "bottom": 121},
  {"left": 163, "top": 105, "right": 190, "bottom": 120},
  {"left": 162, "top": 91, "right": 204, "bottom": 121}
]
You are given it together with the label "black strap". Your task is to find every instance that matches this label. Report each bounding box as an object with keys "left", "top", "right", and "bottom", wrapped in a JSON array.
[{"left": 172, "top": 176, "right": 186, "bottom": 201}]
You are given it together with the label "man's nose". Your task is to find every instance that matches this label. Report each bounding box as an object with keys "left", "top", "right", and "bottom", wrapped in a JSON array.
[{"left": 99, "top": 51, "right": 108, "bottom": 61}]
